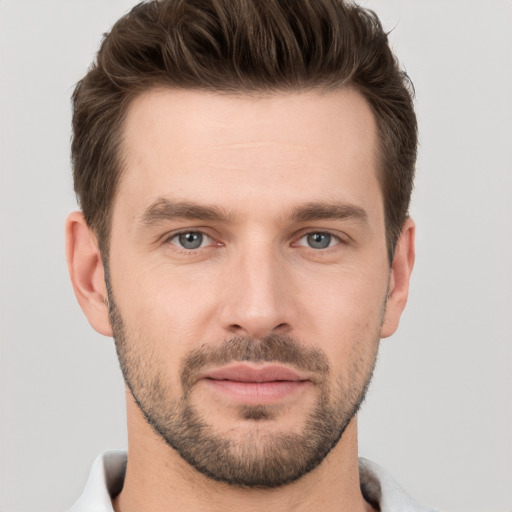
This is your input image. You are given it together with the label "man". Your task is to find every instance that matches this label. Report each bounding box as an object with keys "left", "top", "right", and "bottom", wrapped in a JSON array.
[{"left": 65, "top": 0, "right": 435, "bottom": 510}]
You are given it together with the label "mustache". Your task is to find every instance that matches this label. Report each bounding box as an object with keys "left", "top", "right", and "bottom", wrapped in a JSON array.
[{"left": 180, "top": 335, "right": 330, "bottom": 391}]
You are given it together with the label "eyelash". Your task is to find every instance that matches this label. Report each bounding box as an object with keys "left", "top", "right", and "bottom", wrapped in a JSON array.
[
  {"left": 165, "top": 230, "right": 218, "bottom": 252},
  {"left": 164, "top": 229, "right": 346, "bottom": 254},
  {"left": 294, "top": 231, "right": 343, "bottom": 250}
]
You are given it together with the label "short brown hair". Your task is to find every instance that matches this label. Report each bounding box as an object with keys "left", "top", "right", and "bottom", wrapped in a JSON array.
[{"left": 72, "top": 0, "right": 417, "bottom": 262}]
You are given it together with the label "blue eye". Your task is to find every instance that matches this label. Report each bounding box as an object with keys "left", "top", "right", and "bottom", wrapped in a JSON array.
[
  {"left": 298, "top": 232, "right": 338, "bottom": 249},
  {"left": 170, "top": 232, "right": 211, "bottom": 250}
]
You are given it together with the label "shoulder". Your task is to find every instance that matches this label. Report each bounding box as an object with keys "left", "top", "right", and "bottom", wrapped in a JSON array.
[
  {"left": 67, "top": 450, "right": 127, "bottom": 512},
  {"left": 359, "top": 458, "right": 439, "bottom": 512}
]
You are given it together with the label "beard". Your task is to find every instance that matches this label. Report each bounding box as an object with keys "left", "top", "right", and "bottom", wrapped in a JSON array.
[{"left": 106, "top": 278, "right": 379, "bottom": 488}]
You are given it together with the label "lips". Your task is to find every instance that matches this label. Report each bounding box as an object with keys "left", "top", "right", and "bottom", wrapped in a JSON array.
[
  {"left": 204, "top": 364, "right": 306, "bottom": 383},
  {"left": 199, "top": 364, "right": 311, "bottom": 404}
]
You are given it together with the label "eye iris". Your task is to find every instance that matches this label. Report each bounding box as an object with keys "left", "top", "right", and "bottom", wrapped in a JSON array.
[
  {"left": 178, "top": 232, "right": 203, "bottom": 249},
  {"left": 307, "top": 233, "right": 331, "bottom": 249}
]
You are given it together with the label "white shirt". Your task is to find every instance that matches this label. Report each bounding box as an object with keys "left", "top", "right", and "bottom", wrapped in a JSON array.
[{"left": 68, "top": 450, "right": 438, "bottom": 512}]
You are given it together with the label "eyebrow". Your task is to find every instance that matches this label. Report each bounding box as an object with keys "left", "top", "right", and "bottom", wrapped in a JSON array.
[
  {"left": 140, "top": 198, "right": 236, "bottom": 226},
  {"left": 289, "top": 202, "right": 368, "bottom": 224},
  {"left": 139, "top": 198, "right": 368, "bottom": 226}
]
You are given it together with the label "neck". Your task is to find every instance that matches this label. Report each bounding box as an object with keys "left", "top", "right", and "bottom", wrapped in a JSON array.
[{"left": 114, "top": 392, "right": 375, "bottom": 512}]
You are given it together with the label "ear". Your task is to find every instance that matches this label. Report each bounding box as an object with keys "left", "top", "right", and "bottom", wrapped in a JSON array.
[
  {"left": 380, "top": 218, "right": 415, "bottom": 339},
  {"left": 65, "top": 211, "right": 113, "bottom": 337}
]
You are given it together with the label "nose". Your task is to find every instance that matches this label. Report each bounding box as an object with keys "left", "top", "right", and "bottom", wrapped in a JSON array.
[{"left": 219, "top": 244, "right": 294, "bottom": 339}]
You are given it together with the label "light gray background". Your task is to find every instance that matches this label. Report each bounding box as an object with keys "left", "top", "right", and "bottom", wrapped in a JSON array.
[{"left": 1, "top": 1, "right": 511, "bottom": 511}]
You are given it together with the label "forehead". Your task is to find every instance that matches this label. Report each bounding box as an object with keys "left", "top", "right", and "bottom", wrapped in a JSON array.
[{"left": 116, "top": 87, "right": 381, "bottom": 223}]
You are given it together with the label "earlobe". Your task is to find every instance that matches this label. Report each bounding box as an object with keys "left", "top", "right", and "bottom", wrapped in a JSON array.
[
  {"left": 65, "top": 211, "right": 113, "bottom": 337},
  {"left": 380, "top": 218, "right": 415, "bottom": 339}
]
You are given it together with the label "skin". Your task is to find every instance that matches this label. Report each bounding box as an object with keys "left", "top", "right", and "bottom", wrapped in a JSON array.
[{"left": 66, "top": 87, "right": 415, "bottom": 512}]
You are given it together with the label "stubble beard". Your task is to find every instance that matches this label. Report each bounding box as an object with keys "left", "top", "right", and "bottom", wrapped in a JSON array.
[{"left": 106, "top": 278, "right": 380, "bottom": 488}]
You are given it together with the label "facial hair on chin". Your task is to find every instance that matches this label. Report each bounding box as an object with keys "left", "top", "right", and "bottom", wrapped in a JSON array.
[{"left": 105, "top": 273, "right": 380, "bottom": 488}]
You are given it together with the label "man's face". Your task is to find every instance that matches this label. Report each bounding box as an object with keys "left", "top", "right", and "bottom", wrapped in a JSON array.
[{"left": 106, "top": 88, "right": 392, "bottom": 487}]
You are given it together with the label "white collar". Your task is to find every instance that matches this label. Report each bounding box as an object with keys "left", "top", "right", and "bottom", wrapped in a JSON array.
[{"left": 68, "top": 450, "right": 437, "bottom": 512}]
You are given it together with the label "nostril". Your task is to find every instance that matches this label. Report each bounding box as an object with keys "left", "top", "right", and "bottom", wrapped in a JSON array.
[
  {"left": 227, "top": 322, "right": 290, "bottom": 337},
  {"left": 274, "top": 323, "right": 291, "bottom": 334}
]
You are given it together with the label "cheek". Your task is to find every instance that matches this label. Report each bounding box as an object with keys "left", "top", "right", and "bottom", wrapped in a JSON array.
[
  {"left": 112, "top": 260, "right": 220, "bottom": 355},
  {"left": 307, "top": 264, "right": 388, "bottom": 315},
  {"left": 299, "top": 265, "right": 388, "bottom": 357}
]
